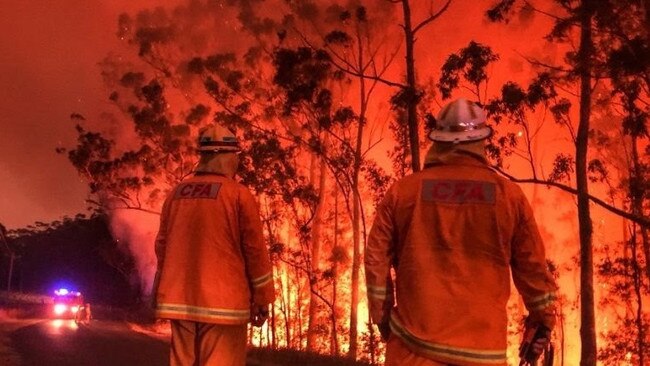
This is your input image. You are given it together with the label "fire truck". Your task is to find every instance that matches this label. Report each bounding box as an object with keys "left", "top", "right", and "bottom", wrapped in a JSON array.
[{"left": 51, "top": 288, "right": 84, "bottom": 320}]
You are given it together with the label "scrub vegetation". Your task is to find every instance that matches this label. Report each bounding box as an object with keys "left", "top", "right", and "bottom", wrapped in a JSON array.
[{"left": 1, "top": 0, "right": 648, "bottom": 365}]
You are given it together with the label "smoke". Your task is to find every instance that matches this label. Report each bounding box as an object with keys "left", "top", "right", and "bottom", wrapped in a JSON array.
[
  {"left": 108, "top": 209, "right": 160, "bottom": 295},
  {"left": 59, "top": 0, "right": 642, "bottom": 361}
]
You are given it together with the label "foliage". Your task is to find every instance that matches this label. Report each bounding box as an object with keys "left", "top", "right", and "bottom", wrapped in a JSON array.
[
  {"left": 3, "top": 214, "right": 136, "bottom": 305},
  {"left": 483, "top": 1, "right": 650, "bottom": 363},
  {"left": 597, "top": 237, "right": 650, "bottom": 364},
  {"left": 61, "top": 83, "right": 197, "bottom": 213},
  {"left": 62, "top": 0, "right": 397, "bottom": 361},
  {"left": 58, "top": 0, "right": 650, "bottom": 363},
  {"left": 438, "top": 41, "right": 499, "bottom": 101},
  {"left": 480, "top": 0, "right": 649, "bottom": 221}
]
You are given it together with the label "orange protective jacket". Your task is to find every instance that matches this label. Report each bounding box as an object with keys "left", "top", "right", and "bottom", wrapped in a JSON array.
[
  {"left": 153, "top": 173, "right": 275, "bottom": 325},
  {"left": 365, "top": 152, "right": 558, "bottom": 366}
]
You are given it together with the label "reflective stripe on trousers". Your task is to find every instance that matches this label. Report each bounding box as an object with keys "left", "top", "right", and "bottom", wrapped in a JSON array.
[
  {"left": 386, "top": 336, "right": 456, "bottom": 366},
  {"left": 389, "top": 316, "right": 507, "bottom": 365}
]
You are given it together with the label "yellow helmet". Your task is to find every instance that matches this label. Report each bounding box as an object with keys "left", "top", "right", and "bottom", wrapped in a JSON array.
[
  {"left": 428, "top": 98, "right": 492, "bottom": 143},
  {"left": 197, "top": 124, "right": 241, "bottom": 153}
]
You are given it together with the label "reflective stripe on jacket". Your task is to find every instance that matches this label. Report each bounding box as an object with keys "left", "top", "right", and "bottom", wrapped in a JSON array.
[
  {"left": 365, "top": 152, "right": 558, "bottom": 366},
  {"left": 154, "top": 173, "right": 275, "bottom": 325}
]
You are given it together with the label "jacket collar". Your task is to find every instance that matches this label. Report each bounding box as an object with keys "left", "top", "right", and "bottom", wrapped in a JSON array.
[
  {"left": 194, "top": 171, "right": 229, "bottom": 178},
  {"left": 423, "top": 150, "right": 490, "bottom": 170}
]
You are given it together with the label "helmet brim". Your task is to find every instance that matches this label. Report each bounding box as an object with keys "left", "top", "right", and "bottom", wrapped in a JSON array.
[
  {"left": 198, "top": 146, "right": 241, "bottom": 153},
  {"left": 428, "top": 126, "right": 493, "bottom": 143}
]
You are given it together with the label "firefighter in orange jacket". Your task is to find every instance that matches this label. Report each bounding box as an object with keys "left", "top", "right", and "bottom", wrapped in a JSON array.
[
  {"left": 365, "top": 99, "right": 558, "bottom": 366},
  {"left": 152, "top": 124, "right": 275, "bottom": 366}
]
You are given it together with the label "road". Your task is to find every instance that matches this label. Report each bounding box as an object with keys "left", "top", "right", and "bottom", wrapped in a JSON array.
[
  {"left": 0, "top": 318, "right": 369, "bottom": 366},
  {"left": 0, "top": 319, "right": 169, "bottom": 366}
]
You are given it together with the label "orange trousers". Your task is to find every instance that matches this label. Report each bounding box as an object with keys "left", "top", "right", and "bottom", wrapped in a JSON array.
[
  {"left": 385, "top": 336, "right": 455, "bottom": 366},
  {"left": 170, "top": 320, "right": 247, "bottom": 366}
]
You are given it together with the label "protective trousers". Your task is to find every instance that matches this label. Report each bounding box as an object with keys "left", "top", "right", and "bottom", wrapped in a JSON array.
[
  {"left": 386, "top": 336, "right": 455, "bottom": 366},
  {"left": 170, "top": 320, "right": 247, "bottom": 366}
]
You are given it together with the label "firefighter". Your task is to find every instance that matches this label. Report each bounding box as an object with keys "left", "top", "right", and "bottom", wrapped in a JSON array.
[
  {"left": 82, "top": 303, "right": 92, "bottom": 324},
  {"left": 365, "top": 98, "right": 558, "bottom": 366},
  {"left": 76, "top": 302, "right": 91, "bottom": 325},
  {"left": 73, "top": 292, "right": 90, "bottom": 325},
  {"left": 152, "top": 124, "right": 275, "bottom": 366}
]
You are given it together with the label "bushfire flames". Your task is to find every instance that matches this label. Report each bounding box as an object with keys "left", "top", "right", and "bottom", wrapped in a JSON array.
[
  {"left": 113, "top": 171, "right": 643, "bottom": 365},
  {"left": 59, "top": 0, "right": 649, "bottom": 365}
]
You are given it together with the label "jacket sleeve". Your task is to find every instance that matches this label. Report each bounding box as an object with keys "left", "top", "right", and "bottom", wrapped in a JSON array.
[
  {"left": 364, "top": 185, "right": 396, "bottom": 326},
  {"left": 510, "top": 187, "right": 558, "bottom": 330},
  {"left": 239, "top": 187, "right": 275, "bottom": 306},
  {"left": 152, "top": 194, "right": 172, "bottom": 305}
]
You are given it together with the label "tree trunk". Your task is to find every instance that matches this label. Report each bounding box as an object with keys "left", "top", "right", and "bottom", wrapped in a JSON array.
[
  {"left": 630, "top": 137, "right": 650, "bottom": 284},
  {"left": 401, "top": 0, "right": 421, "bottom": 172},
  {"left": 331, "top": 186, "right": 340, "bottom": 356},
  {"left": 0, "top": 228, "right": 12, "bottom": 291},
  {"left": 348, "top": 152, "right": 362, "bottom": 359},
  {"left": 577, "top": 1, "right": 596, "bottom": 365},
  {"left": 348, "top": 71, "right": 365, "bottom": 362},
  {"left": 307, "top": 148, "right": 328, "bottom": 351},
  {"left": 348, "top": 26, "right": 371, "bottom": 358},
  {"left": 271, "top": 302, "right": 277, "bottom": 348},
  {"left": 629, "top": 229, "right": 645, "bottom": 366},
  {"left": 628, "top": 135, "right": 647, "bottom": 364},
  {"left": 7, "top": 253, "right": 14, "bottom": 292},
  {"left": 558, "top": 311, "right": 566, "bottom": 366},
  {"left": 281, "top": 278, "right": 291, "bottom": 347},
  {"left": 298, "top": 266, "right": 305, "bottom": 348}
]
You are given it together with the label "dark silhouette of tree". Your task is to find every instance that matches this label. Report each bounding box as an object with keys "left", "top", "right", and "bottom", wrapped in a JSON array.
[
  {"left": 5, "top": 215, "right": 136, "bottom": 306},
  {"left": 480, "top": 0, "right": 650, "bottom": 364},
  {"left": 0, "top": 222, "right": 16, "bottom": 291},
  {"left": 62, "top": 1, "right": 394, "bottom": 361},
  {"left": 597, "top": 233, "right": 650, "bottom": 365},
  {"left": 60, "top": 0, "right": 650, "bottom": 362},
  {"left": 390, "top": 0, "right": 453, "bottom": 172}
]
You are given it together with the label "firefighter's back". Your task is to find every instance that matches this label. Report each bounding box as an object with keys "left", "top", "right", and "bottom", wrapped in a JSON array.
[
  {"left": 156, "top": 174, "right": 252, "bottom": 324},
  {"left": 389, "top": 152, "right": 524, "bottom": 364}
]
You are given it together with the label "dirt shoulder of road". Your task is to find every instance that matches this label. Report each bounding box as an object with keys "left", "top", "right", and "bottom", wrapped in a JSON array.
[
  {"left": 0, "top": 316, "right": 42, "bottom": 366},
  {"left": 0, "top": 292, "right": 51, "bottom": 366}
]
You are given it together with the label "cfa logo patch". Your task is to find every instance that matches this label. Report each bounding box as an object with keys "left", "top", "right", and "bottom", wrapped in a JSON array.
[
  {"left": 174, "top": 182, "right": 222, "bottom": 199},
  {"left": 421, "top": 180, "right": 495, "bottom": 204}
]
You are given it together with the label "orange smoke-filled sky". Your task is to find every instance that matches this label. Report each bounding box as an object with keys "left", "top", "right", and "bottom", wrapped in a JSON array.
[
  {"left": 0, "top": 0, "right": 179, "bottom": 229},
  {"left": 0, "top": 0, "right": 563, "bottom": 230},
  {"left": 0, "top": 3, "right": 627, "bottom": 361}
]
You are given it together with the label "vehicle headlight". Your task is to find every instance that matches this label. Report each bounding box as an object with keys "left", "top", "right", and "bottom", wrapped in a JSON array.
[{"left": 54, "top": 304, "right": 67, "bottom": 315}]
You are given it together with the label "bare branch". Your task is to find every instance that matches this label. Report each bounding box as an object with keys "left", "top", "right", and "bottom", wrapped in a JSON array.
[
  {"left": 295, "top": 25, "right": 406, "bottom": 90},
  {"left": 523, "top": 0, "right": 573, "bottom": 23},
  {"left": 413, "top": 0, "right": 453, "bottom": 34},
  {"left": 495, "top": 167, "right": 650, "bottom": 228},
  {"left": 516, "top": 50, "right": 572, "bottom": 73},
  {"left": 332, "top": 60, "right": 406, "bottom": 89}
]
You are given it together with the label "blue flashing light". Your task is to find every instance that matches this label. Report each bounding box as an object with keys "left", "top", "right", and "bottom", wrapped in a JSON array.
[{"left": 55, "top": 288, "right": 70, "bottom": 296}]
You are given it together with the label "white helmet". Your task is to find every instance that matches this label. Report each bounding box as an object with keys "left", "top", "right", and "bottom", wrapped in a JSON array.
[
  {"left": 428, "top": 98, "right": 492, "bottom": 143},
  {"left": 198, "top": 124, "right": 241, "bottom": 153}
]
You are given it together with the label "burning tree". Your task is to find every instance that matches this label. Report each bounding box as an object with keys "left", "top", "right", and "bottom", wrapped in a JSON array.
[
  {"left": 60, "top": 0, "right": 650, "bottom": 364},
  {"left": 61, "top": 0, "right": 400, "bottom": 361},
  {"left": 450, "top": 0, "right": 650, "bottom": 364}
]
